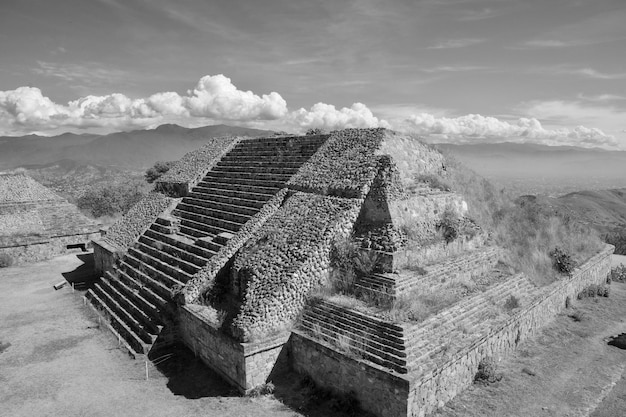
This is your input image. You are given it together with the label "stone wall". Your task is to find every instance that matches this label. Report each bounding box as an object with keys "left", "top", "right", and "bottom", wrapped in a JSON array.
[
  {"left": 179, "top": 304, "right": 289, "bottom": 392},
  {"left": 291, "top": 332, "right": 411, "bottom": 417},
  {"left": 155, "top": 136, "right": 240, "bottom": 197},
  {"left": 290, "top": 245, "right": 613, "bottom": 417},
  {"left": 407, "top": 245, "right": 613, "bottom": 417},
  {"left": 93, "top": 239, "right": 122, "bottom": 276},
  {"left": 0, "top": 232, "right": 102, "bottom": 265}
]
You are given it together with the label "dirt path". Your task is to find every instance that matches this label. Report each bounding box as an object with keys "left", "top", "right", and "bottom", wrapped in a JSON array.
[
  {"left": 0, "top": 253, "right": 301, "bottom": 417},
  {"left": 432, "top": 281, "right": 626, "bottom": 417}
]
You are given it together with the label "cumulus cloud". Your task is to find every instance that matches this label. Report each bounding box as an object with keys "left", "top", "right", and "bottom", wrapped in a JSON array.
[
  {"left": 401, "top": 113, "right": 618, "bottom": 148},
  {"left": 0, "top": 75, "right": 290, "bottom": 135},
  {"left": 288, "top": 102, "right": 389, "bottom": 131},
  {"left": 185, "top": 75, "right": 287, "bottom": 120}
]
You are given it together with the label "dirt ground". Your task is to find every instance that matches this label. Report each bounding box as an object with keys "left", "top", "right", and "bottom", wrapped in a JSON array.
[
  {"left": 0, "top": 252, "right": 348, "bottom": 417},
  {"left": 1, "top": 253, "right": 625, "bottom": 417}
]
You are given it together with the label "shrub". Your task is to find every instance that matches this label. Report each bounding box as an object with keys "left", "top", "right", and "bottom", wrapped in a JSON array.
[
  {"left": 0, "top": 253, "right": 13, "bottom": 268},
  {"left": 503, "top": 295, "right": 520, "bottom": 311},
  {"left": 569, "top": 310, "right": 586, "bottom": 322},
  {"left": 145, "top": 161, "right": 175, "bottom": 183},
  {"left": 77, "top": 181, "right": 146, "bottom": 218},
  {"left": 438, "top": 207, "right": 461, "bottom": 244},
  {"left": 549, "top": 247, "right": 576, "bottom": 276},
  {"left": 475, "top": 357, "right": 502, "bottom": 384},
  {"left": 577, "top": 284, "right": 610, "bottom": 299},
  {"left": 414, "top": 173, "right": 451, "bottom": 192},
  {"left": 245, "top": 382, "right": 275, "bottom": 397},
  {"left": 610, "top": 265, "right": 626, "bottom": 283},
  {"left": 306, "top": 128, "right": 325, "bottom": 135}
]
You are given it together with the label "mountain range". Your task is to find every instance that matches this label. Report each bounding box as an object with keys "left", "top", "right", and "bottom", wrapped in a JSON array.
[{"left": 0, "top": 124, "right": 271, "bottom": 171}]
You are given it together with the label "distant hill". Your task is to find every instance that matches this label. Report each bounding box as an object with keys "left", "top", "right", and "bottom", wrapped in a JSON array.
[
  {"left": 436, "top": 142, "right": 626, "bottom": 196},
  {"left": 0, "top": 124, "right": 272, "bottom": 171}
]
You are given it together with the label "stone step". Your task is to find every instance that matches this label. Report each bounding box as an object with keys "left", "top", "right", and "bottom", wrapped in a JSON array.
[
  {"left": 310, "top": 300, "right": 405, "bottom": 337},
  {"left": 144, "top": 228, "right": 216, "bottom": 260},
  {"left": 201, "top": 175, "right": 286, "bottom": 189},
  {"left": 182, "top": 197, "right": 259, "bottom": 217},
  {"left": 134, "top": 241, "right": 199, "bottom": 276},
  {"left": 91, "top": 284, "right": 155, "bottom": 346},
  {"left": 124, "top": 250, "right": 187, "bottom": 288},
  {"left": 116, "top": 268, "right": 168, "bottom": 309},
  {"left": 190, "top": 186, "right": 275, "bottom": 202},
  {"left": 219, "top": 155, "right": 310, "bottom": 164},
  {"left": 212, "top": 165, "right": 300, "bottom": 175},
  {"left": 150, "top": 222, "right": 174, "bottom": 235},
  {"left": 298, "top": 319, "right": 407, "bottom": 374},
  {"left": 206, "top": 171, "right": 293, "bottom": 182},
  {"left": 196, "top": 180, "right": 280, "bottom": 196},
  {"left": 98, "top": 278, "right": 161, "bottom": 336},
  {"left": 127, "top": 247, "right": 192, "bottom": 284},
  {"left": 228, "top": 144, "right": 321, "bottom": 155},
  {"left": 216, "top": 160, "right": 304, "bottom": 169},
  {"left": 177, "top": 202, "right": 253, "bottom": 225},
  {"left": 186, "top": 190, "right": 268, "bottom": 209},
  {"left": 238, "top": 135, "right": 327, "bottom": 146},
  {"left": 173, "top": 209, "right": 244, "bottom": 233},
  {"left": 138, "top": 234, "right": 210, "bottom": 267},
  {"left": 303, "top": 307, "right": 405, "bottom": 351},
  {"left": 106, "top": 271, "right": 162, "bottom": 321},
  {"left": 86, "top": 290, "right": 148, "bottom": 355}
]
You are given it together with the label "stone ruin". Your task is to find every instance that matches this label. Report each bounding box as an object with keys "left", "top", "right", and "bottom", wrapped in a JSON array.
[
  {"left": 0, "top": 173, "right": 101, "bottom": 265},
  {"left": 87, "top": 129, "right": 612, "bottom": 417}
]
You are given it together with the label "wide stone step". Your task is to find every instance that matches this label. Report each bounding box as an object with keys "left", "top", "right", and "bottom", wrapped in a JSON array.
[
  {"left": 196, "top": 180, "right": 280, "bottom": 196},
  {"left": 227, "top": 145, "right": 321, "bottom": 156},
  {"left": 92, "top": 284, "right": 155, "bottom": 345},
  {"left": 238, "top": 135, "right": 327, "bottom": 146},
  {"left": 139, "top": 233, "right": 208, "bottom": 268},
  {"left": 116, "top": 268, "right": 168, "bottom": 309},
  {"left": 216, "top": 160, "right": 304, "bottom": 169},
  {"left": 298, "top": 320, "right": 407, "bottom": 374},
  {"left": 98, "top": 278, "right": 161, "bottom": 336},
  {"left": 138, "top": 234, "right": 208, "bottom": 267},
  {"left": 303, "top": 308, "right": 405, "bottom": 351},
  {"left": 134, "top": 241, "right": 199, "bottom": 276},
  {"left": 201, "top": 175, "right": 286, "bottom": 189},
  {"left": 177, "top": 202, "right": 252, "bottom": 224},
  {"left": 219, "top": 155, "right": 310, "bottom": 164},
  {"left": 212, "top": 165, "right": 300, "bottom": 175},
  {"left": 144, "top": 228, "right": 216, "bottom": 260},
  {"left": 86, "top": 290, "right": 148, "bottom": 355},
  {"left": 310, "top": 301, "right": 405, "bottom": 338},
  {"left": 173, "top": 209, "right": 244, "bottom": 233},
  {"left": 124, "top": 250, "right": 187, "bottom": 288},
  {"left": 182, "top": 197, "right": 259, "bottom": 217},
  {"left": 106, "top": 271, "right": 162, "bottom": 321},
  {"left": 189, "top": 186, "right": 274, "bottom": 203}
]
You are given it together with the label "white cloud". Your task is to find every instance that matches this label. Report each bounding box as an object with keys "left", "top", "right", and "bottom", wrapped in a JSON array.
[
  {"left": 400, "top": 113, "right": 618, "bottom": 148},
  {"left": 288, "top": 102, "right": 390, "bottom": 131},
  {"left": 0, "top": 75, "right": 386, "bottom": 136},
  {"left": 427, "top": 38, "right": 484, "bottom": 49},
  {"left": 185, "top": 75, "right": 287, "bottom": 120}
]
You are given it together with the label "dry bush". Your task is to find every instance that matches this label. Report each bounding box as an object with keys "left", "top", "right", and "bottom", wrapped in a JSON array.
[
  {"left": 0, "top": 253, "right": 13, "bottom": 268},
  {"left": 475, "top": 356, "right": 502, "bottom": 384}
]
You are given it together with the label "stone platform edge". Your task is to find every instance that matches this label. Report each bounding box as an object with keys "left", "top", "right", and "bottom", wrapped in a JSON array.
[{"left": 291, "top": 245, "right": 614, "bottom": 417}]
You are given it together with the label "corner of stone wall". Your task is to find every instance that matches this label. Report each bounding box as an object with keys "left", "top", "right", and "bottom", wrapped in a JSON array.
[{"left": 93, "top": 238, "right": 123, "bottom": 276}]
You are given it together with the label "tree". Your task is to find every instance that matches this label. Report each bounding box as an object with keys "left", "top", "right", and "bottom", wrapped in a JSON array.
[
  {"left": 145, "top": 161, "right": 175, "bottom": 183},
  {"left": 77, "top": 181, "right": 146, "bottom": 218},
  {"left": 306, "top": 128, "right": 325, "bottom": 135}
]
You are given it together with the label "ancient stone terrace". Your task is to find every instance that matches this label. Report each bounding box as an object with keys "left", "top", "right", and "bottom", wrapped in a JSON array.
[
  {"left": 87, "top": 129, "right": 613, "bottom": 417},
  {"left": 0, "top": 173, "right": 101, "bottom": 264}
]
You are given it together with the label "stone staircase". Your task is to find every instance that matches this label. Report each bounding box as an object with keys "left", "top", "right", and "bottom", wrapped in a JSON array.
[
  {"left": 354, "top": 246, "right": 502, "bottom": 299},
  {"left": 86, "top": 135, "right": 328, "bottom": 357}
]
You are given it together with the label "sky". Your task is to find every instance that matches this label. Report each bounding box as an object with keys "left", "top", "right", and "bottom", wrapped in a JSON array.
[{"left": 0, "top": 0, "right": 625, "bottom": 148}]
